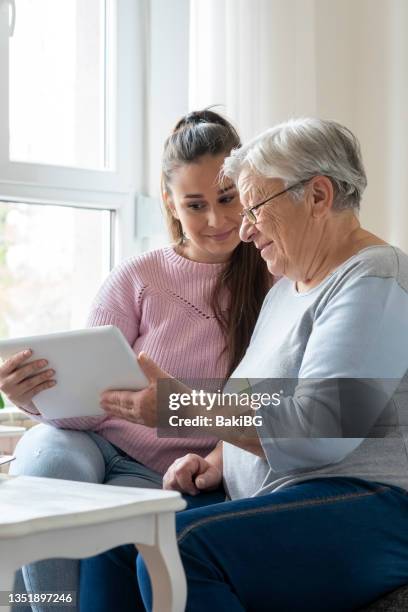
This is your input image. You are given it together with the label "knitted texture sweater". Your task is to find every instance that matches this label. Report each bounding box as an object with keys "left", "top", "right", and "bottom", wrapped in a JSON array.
[{"left": 25, "top": 247, "right": 229, "bottom": 474}]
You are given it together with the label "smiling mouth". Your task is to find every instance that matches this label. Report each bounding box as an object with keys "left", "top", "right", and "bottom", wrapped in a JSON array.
[
  {"left": 206, "top": 229, "right": 235, "bottom": 241},
  {"left": 258, "top": 241, "right": 274, "bottom": 252}
]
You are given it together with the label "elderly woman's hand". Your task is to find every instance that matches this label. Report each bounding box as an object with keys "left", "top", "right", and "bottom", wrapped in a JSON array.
[
  {"left": 163, "top": 453, "right": 223, "bottom": 496},
  {"left": 100, "top": 352, "right": 170, "bottom": 427}
]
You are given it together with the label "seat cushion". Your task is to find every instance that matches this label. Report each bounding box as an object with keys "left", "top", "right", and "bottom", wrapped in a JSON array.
[{"left": 360, "top": 584, "right": 408, "bottom": 611}]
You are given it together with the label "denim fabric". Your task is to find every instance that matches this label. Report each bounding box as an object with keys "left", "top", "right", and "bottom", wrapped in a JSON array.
[
  {"left": 136, "top": 477, "right": 408, "bottom": 612},
  {"left": 86, "top": 431, "right": 164, "bottom": 488}
]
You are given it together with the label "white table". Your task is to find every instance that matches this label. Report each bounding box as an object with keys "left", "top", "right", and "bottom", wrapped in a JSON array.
[
  {"left": 0, "top": 426, "right": 25, "bottom": 463},
  {"left": 0, "top": 474, "right": 187, "bottom": 611},
  {"left": 0, "top": 426, "right": 25, "bottom": 437}
]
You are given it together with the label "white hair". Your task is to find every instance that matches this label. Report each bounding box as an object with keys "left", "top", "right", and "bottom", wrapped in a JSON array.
[{"left": 223, "top": 118, "right": 367, "bottom": 210}]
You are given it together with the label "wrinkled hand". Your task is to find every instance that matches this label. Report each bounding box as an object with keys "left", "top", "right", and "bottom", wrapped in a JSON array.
[
  {"left": 0, "top": 349, "right": 56, "bottom": 411},
  {"left": 163, "top": 453, "right": 222, "bottom": 496},
  {"left": 100, "top": 352, "right": 171, "bottom": 427}
]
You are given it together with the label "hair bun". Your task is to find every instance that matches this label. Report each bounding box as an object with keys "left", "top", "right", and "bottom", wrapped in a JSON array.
[{"left": 173, "top": 108, "right": 230, "bottom": 132}]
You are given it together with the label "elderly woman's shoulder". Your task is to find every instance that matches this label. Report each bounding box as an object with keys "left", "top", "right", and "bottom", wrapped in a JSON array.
[{"left": 340, "top": 245, "right": 408, "bottom": 289}]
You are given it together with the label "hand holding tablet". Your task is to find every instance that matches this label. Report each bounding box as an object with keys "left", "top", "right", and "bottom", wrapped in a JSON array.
[{"left": 0, "top": 326, "right": 148, "bottom": 419}]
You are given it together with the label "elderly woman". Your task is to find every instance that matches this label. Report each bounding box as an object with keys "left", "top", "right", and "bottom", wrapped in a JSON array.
[{"left": 83, "top": 119, "right": 408, "bottom": 611}]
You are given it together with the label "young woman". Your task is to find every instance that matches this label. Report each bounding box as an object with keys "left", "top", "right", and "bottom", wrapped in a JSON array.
[{"left": 0, "top": 110, "right": 270, "bottom": 610}]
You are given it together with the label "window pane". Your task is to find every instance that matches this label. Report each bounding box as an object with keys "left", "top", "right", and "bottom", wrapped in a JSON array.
[
  {"left": 9, "top": 0, "right": 107, "bottom": 169},
  {"left": 0, "top": 203, "right": 111, "bottom": 338}
]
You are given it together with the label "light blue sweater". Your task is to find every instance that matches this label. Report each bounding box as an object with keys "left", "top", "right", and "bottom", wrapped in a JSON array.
[{"left": 223, "top": 246, "right": 408, "bottom": 499}]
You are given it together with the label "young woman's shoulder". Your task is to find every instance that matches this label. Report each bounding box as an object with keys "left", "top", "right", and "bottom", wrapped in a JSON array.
[
  {"left": 89, "top": 247, "right": 175, "bottom": 320},
  {"left": 114, "top": 246, "right": 176, "bottom": 282}
]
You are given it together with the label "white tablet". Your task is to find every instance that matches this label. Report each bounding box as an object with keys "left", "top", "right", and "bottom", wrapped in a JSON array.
[{"left": 0, "top": 326, "right": 148, "bottom": 419}]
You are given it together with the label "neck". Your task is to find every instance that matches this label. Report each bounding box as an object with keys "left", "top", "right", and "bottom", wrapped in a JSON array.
[
  {"left": 175, "top": 242, "right": 230, "bottom": 264},
  {"left": 296, "top": 213, "right": 387, "bottom": 293}
]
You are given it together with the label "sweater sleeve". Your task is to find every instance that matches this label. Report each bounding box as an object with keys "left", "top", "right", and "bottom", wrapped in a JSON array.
[
  {"left": 20, "top": 258, "right": 145, "bottom": 430},
  {"left": 86, "top": 257, "right": 144, "bottom": 345},
  {"left": 257, "top": 276, "right": 408, "bottom": 472}
]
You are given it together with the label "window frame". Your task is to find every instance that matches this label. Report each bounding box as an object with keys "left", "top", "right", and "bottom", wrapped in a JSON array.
[{"left": 0, "top": 0, "right": 147, "bottom": 220}]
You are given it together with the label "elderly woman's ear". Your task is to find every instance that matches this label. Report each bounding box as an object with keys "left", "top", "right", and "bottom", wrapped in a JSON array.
[{"left": 309, "top": 176, "right": 335, "bottom": 218}]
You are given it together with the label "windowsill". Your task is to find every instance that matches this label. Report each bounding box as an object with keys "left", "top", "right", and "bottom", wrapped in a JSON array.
[{"left": 0, "top": 406, "right": 26, "bottom": 422}]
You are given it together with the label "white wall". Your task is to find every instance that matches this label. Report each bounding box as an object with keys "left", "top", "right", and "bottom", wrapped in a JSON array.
[
  {"left": 147, "top": 0, "right": 190, "bottom": 197},
  {"left": 314, "top": 0, "right": 408, "bottom": 250},
  {"left": 189, "top": 0, "right": 408, "bottom": 251},
  {"left": 133, "top": 0, "right": 190, "bottom": 253}
]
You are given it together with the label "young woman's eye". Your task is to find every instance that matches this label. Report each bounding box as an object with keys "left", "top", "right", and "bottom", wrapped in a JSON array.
[
  {"left": 187, "top": 201, "right": 206, "bottom": 211},
  {"left": 219, "top": 193, "right": 237, "bottom": 205}
]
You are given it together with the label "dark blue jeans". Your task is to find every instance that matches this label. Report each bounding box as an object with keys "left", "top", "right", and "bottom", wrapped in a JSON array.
[{"left": 82, "top": 477, "right": 408, "bottom": 612}]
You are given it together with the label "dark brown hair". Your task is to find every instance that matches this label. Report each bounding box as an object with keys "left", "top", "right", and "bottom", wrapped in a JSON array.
[{"left": 162, "top": 109, "right": 270, "bottom": 378}]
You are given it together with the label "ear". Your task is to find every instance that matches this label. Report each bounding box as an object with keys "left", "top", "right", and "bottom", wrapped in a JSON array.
[
  {"left": 163, "top": 189, "right": 179, "bottom": 219},
  {"left": 308, "top": 176, "right": 334, "bottom": 218}
]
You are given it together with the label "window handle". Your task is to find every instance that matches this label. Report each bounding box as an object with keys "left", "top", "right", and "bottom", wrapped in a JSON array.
[
  {"left": 1, "top": 0, "right": 15, "bottom": 36},
  {"left": 8, "top": 0, "right": 15, "bottom": 36},
  {"left": 0, "top": 0, "right": 16, "bottom": 38}
]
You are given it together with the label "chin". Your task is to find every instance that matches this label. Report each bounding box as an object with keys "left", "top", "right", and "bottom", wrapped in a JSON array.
[
  {"left": 266, "top": 259, "right": 283, "bottom": 276},
  {"left": 208, "top": 239, "right": 240, "bottom": 256}
]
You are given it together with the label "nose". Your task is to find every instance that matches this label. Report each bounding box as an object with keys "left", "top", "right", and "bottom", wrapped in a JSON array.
[
  {"left": 239, "top": 215, "right": 257, "bottom": 243},
  {"left": 207, "top": 207, "right": 227, "bottom": 229}
]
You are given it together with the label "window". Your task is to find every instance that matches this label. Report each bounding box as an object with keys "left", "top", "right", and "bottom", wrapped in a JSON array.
[
  {"left": 9, "top": 0, "right": 107, "bottom": 170},
  {"left": 0, "top": 200, "right": 112, "bottom": 410},
  {"left": 0, "top": 202, "right": 112, "bottom": 338},
  {"left": 0, "top": 0, "right": 147, "bottom": 256},
  {"left": 0, "top": 0, "right": 147, "bottom": 415}
]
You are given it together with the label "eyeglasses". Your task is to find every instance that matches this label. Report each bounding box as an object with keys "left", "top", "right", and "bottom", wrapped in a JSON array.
[{"left": 240, "top": 179, "right": 310, "bottom": 224}]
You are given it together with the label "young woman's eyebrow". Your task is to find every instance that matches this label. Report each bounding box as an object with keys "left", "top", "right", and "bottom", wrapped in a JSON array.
[
  {"left": 218, "top": 184, "right": 235, "bottom": 194},
  {"left": 183, "top": 185, "right": 235, "bottom": 199}
]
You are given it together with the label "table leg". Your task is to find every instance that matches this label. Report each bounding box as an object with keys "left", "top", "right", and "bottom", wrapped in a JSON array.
[
  {"left": 136, "top": 513, "right": 187, "bottom": 612},
  {"left": 0, "top": 562, "right": 15, "bottom": 612}
]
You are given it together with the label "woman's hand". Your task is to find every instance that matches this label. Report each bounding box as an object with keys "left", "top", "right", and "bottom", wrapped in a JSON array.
[
  {"left": 163, "top": 452, "right": 222, "bottom": 496},
  {"left": 100, "top": 352, "right": 172, "bottom": 427},
  {"left": 0, "top": 349, "right": 56, "bottom": 410}
]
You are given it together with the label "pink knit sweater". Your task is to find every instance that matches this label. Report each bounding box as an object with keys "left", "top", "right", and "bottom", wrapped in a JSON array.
[{"left": 25, "top": 247, "right": 230, "bottom": 474}]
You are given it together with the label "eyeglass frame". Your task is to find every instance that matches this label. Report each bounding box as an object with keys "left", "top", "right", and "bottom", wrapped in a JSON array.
[{"left": 240, "top": 178, "right": 311, "bottom": 224}]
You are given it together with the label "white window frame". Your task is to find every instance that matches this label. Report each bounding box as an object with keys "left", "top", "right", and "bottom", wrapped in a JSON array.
[{"left": 0, "top": 0, "right": 148, "bottom": 260}]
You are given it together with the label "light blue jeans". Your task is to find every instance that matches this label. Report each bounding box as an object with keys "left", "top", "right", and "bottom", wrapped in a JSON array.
[{"left": 9, "top": 423, "right": 164, "bottom": 612}]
